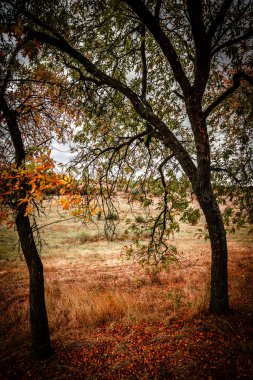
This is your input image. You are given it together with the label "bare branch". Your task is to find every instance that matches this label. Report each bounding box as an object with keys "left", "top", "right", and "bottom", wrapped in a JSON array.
[
  {"left": 158, "top": 154, "right": 174, "bottom": 189},
  {"left": 25, "top": 137, "right": 53, "bottom": 155},
  {"left": 36, "top": 217, "right": 76, "bottom": 231},
  {"left": 211, "top": 166, "right": 248, "bottom": 186}
]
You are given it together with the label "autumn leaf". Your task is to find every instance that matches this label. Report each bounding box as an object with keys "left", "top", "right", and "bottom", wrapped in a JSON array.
[{"left": 24, "top": 204, "right": 32, "bottom": 216}]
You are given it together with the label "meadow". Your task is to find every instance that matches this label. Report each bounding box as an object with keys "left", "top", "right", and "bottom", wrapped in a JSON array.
[{"left": 0, "top": 195, "right": 252, "bottom": 379}]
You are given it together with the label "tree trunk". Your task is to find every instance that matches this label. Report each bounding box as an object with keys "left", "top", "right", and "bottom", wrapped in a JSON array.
[
  {"left": 16, "top": 205, "right": 52, "bottom": 358},
  {"left": 195, "top": 186, "right": 229, "bottom": 314},
  {"left": 0, "top": 97, "right": 52, "bottom": 358}
]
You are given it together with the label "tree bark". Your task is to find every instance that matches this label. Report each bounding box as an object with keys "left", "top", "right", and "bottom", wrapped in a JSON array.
[
  {"left": 16, "top": 206, "right": 52, "bottom": 358},
  {"left": 194, "top": 186, "right": 229, "bottom": 314}
]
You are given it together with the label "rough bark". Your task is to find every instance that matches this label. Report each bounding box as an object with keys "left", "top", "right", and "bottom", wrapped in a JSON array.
[
  {"left": 0, "top": 97, "right": 52, "bottom": 358},
  {"left": 194, "top": 186, "right": 229, "bottom": 314},
  {"left": 16, "top": 205, "right": 52, "bottom": 357},
  {"left": 189, "top": 106, "right": 229, "bottom": 314}
]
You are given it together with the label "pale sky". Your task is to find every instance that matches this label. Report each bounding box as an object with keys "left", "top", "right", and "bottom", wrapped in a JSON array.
[{"left": 51, "top": 141, "right": 74, "bottom": 165}]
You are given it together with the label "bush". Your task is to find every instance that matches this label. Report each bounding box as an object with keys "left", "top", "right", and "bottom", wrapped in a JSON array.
[
  {"left": 105, "top": 212, "right": 119, "bottom": 221},
  {"left": 96, "top": 210, "right": 102, "bottom": 220},
  {"left": 135, "top": 215, "right": 146, "bottom": 224},
  {"left": 79, "top": 231, "right": 101, "bottom": 243},
  {"left": 130, "top": 189, "right": 139, "bottom": 195}
]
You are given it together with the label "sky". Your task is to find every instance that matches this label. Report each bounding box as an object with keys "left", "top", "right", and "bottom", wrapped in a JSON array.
[{"left": 51, "top": 141, "right": 75, "bottom": 165}]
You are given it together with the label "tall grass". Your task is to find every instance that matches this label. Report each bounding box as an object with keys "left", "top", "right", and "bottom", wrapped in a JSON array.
[{"left": 0, "top": 195, "right": 252, "bottom": 355}]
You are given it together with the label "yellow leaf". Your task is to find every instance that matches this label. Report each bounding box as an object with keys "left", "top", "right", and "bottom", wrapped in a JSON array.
[{"left": 24, "top": 204, "right": 32, "bottom": 216}]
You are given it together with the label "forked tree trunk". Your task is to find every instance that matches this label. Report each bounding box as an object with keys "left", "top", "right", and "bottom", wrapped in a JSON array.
[
  {"left": 195, "top": 186, "right": 229, "bottom": 314},
  {"left": 16, "top": 205, "right": 52, "bottom": 358}
]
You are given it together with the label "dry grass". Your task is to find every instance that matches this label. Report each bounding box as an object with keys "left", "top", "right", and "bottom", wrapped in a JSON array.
[{"left": 0, "top": 195, "right": 252, "bottom": 359}]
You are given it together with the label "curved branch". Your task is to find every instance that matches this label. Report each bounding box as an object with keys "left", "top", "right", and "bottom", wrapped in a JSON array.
[
  {"left": 158, "top": 154, "right": 174, "bottom": 189},
  {"left": 204, "top": 72, "right": 253, "bottom": 118},
  {"left": 124, "top": 0, "right": 192, "bottom": 97},
  {"left": 212, "top": 28, "right": 253, "bottom": 55},
  {"left": 93, "top": 130, "right": 148, "bottom": 157},
  {"left": 211, "top": 166, "right": 248, "bottom": 185},
  {"left": 63, "top": 61, "right": 103, "bottom": 86}
]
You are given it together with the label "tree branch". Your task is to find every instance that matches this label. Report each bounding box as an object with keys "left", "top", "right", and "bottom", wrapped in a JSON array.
[
  {"left": 154, "top": 0, "right": 163, "bottom": 19},
  {"left": 25, "top": 27, "right": 197, "bottom": 181},
  {"left": 25, "top": 137, "right": 53, "bottom": 155},
  {"left": 140, "top": 24, "right": 147, "bottom": 99},
  {"left": 124, "top": 0, "right": 192, "bottom": 98},
  {"left": 210, "top": 166, "right": 248, "bottom": 185},
  {"left": 212, "top": 28, "right": 253, "bottom": 55},
  {"left": 0, "top": 97, "right": 25, "bottom": 165},
  {"left": 173, "top": 90, "right": 184, "bottom": 100},
  {"left": 93, "top": 130, "right": 148, "bottom": 157},
  {"left": 158, "top": 154, "right": 174, "bottom": 189},
  {"left": 186, "top": 0, "right": 211, "bottom": 95},
  {"left": 63, "top": 61, "right": 103, "bottom": 86},
  {"left": 204, "top": 72, "right": 253, "bottom": 118},
  {"left": 0, "top": 38, "right": 30, "bottom": 96},
  {"left": 207, "top": 0, "right": 233, "bottom": 39}
]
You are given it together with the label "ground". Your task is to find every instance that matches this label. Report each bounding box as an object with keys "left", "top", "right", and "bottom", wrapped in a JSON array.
[{"left": 0, "top": 196, "right": 252, "bottom": 379}]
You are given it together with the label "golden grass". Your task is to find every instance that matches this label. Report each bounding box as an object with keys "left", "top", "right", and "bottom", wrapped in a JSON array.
[{"left": 0, "top": 195, "right": 252, "bottom": 356}]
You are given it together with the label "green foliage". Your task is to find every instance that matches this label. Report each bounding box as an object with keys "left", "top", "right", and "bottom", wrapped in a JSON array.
[
  {"left": 135, "top": 215, "right": 146, "bottom": 224},
  {"left": 180, "top": 208, "right": 200, "bottom": 226},
  {"left": 124, "top": 239, "right": 178, "bottom": 281},
  {"left": 105, "top": 212, "right": 119, "bottom": 221}
]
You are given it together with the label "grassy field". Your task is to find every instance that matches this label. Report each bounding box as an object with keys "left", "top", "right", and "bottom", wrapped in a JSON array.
[{"left": 0, "top": 195, "right": 252, "bottom": 379}]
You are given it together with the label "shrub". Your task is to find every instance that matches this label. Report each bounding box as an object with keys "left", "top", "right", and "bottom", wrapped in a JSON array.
[
  {"left": 135, "top": 215, "right": 146, "bottom": 224},
  {"left": 96, "top": 210, "right": 102, "bottom": 220},
  {"left": 105, "top": 212, "right": 119, "bottom": 221},
  {"left": 78, "top": 231, "right": 101, "bottom": 243}
]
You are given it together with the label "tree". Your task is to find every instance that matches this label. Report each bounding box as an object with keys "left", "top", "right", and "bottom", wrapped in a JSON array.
[
  {"left": 4, "top": 0, "right": 253, "bottom": 314},
  {"left": 0, "top": 29, "right": 77, "bottom": 357},
  {"left": 0, "top": 84, "right": 52, "bottom": 358}
]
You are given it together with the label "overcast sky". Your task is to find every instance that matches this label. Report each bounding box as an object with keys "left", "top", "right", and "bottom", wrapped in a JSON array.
[{"left": 51, "top": 141, "right": 75, "bottom": 165}]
